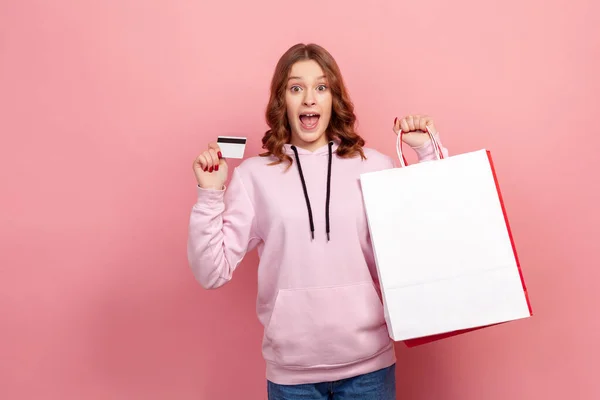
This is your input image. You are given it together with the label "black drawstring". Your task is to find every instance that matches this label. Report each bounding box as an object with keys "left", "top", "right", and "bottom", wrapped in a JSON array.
[
  {"left": 290, "top": 142, "right": 334, "bottom": 241},
  {"left": 291, "top": 145, "right": 315, "bottom": 240},
  {"left": 325, "top": 141, "right": 333, "bottom": 241}
]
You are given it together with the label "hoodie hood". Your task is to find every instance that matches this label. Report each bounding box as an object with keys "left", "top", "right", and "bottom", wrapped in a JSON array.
[{"left": 283, "top": 140, "right": 339, "bottom": 156}]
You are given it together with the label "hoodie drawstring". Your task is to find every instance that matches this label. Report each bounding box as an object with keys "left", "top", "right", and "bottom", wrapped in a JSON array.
[
  {"left": 290, "top": 141, "right": 334, "bottom": 241},
  {"left": 325, "top": 141, "right": 333, "bottom": 241}
]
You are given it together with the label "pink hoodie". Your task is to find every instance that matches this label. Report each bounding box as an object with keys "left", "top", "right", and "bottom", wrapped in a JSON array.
[{"left": 187, "top": 137, "right": 448, "bottom": 385}]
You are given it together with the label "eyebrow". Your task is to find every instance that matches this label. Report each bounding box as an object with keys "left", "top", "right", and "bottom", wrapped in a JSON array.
[{"left": 288, "top": 75, "right": 327, "bottom": 81}]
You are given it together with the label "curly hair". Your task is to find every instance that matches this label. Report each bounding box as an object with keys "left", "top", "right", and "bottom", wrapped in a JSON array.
[{"left": 260, "top": 43, "right": 366, "bottom": 166}]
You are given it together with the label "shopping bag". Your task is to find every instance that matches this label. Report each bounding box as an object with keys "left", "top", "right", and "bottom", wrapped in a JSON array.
[{"left": 359, "top": 129, "right": 532, "bottom": 347}]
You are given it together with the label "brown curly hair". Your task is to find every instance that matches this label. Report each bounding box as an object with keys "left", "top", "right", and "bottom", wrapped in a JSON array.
[{"left": 260, "top": 43, "right": 366, "bottom": 166}]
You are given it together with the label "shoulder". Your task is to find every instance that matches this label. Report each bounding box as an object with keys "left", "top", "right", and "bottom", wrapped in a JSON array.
[
  {"left": 236, "top": 154, "right": 273, "bottom": 171},
  {"left": 360, "top": 147, "right": 396, "bottom": 170},
  {"left": 230, "top": 154, "right": 286, "bottom": 184}
]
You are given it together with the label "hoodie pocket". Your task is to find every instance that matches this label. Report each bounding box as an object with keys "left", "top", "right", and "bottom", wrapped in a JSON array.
[{"left": 263, "top": 281, "right": 390, "bottom": 369}]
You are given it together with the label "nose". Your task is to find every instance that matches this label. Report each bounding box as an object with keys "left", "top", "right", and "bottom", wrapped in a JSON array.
[{"left": 303, "top": 90, "right": 316, "bottom": 106}]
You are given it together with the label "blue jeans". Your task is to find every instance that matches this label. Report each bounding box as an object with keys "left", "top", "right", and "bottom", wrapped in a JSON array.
[{"left": 267, "top": 364, "right": 396, "bottom": 400}]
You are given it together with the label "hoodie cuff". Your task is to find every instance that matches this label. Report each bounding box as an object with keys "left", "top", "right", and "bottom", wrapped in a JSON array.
[
  {"left": 195, "top": 185, "right": 226, "bottom": 207},
  {"left": 411, "top": 133, "right": 445, "bottom": 161}
]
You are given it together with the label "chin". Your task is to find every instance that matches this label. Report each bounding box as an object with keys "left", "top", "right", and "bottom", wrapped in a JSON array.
[
  {"left": 292, "top": 119, "right": 330, "bottom": 144},
  {"left": 297, "top": 130, "right": 326, "bottom": 143}
]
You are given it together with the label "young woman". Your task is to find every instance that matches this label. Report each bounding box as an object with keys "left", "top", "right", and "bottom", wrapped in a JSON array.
[{"left": 188, "top": 43, "right": 449, "bottom": 400}]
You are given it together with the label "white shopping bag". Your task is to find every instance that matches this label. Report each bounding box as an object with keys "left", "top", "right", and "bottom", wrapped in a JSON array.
[{"left": 360, "top": 130, "right": 532, "bottom": 346}]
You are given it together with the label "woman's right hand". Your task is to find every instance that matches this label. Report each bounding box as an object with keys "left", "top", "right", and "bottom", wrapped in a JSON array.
[{"left": 193, "top": 142, "right": 228, "bottom": 190}]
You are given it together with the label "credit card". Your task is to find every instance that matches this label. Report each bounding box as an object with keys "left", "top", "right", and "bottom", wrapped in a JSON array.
[{"left": 217, "top": 136, "right": 247, "bottom": 159}]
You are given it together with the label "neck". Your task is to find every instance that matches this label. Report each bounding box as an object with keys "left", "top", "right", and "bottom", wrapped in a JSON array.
[{"left": 290, "top": 136, "right": 329, "bottom": 152}]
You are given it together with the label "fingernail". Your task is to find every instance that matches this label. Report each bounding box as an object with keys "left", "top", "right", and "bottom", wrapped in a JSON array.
[
  {"left": 204, "top": 167, "right": 208, "bottom": 172},
  {"left": 218, "top": 151, "right": 222, "bottom": 159},
  {"left": 215, "top": 165, "right": 219, "bottom": 171},
  {"left": 209, "top": 167, "right": 213, "bottom": 172}
]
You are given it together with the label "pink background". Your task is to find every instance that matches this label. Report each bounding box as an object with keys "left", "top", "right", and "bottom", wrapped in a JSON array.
[{"left": 1, "top": 0, "right": 598, "bottom": 398}]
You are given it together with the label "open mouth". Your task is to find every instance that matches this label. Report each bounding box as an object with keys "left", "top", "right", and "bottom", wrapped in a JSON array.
[{"left": 299, "top": 113, "right": 320, "bottom": 131}]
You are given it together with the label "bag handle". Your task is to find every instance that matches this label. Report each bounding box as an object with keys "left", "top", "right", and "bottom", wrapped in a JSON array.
[{"left": 395, "top": 126, "right": 445, "bottom": 167}]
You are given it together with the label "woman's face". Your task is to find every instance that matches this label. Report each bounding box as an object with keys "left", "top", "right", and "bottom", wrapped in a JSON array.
[{"left": 285, "top": 60, "right": 333, "bottom": 151}]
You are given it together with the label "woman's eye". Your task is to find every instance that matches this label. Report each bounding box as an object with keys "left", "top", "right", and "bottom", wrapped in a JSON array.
[
  {"left": 290, "top": 86, "right": 301, "bottom": 92},
  {"left": 317, "top": 85, "right": 327, "bottom": 91}
]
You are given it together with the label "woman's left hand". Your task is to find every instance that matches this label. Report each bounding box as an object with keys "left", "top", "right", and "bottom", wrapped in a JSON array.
[{"left": 393, "top": 114, "right": 438, "bottom": 148}]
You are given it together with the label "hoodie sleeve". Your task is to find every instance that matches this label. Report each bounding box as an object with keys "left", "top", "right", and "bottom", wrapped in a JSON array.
[
  {"left": 412, "top": 133, "right": 449, "bottom": 161},
  {"left": 187, "top": 168, "right": 261, "bottom": 289}
]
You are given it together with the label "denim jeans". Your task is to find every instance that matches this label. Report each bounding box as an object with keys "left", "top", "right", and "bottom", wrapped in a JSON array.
[{"left": 267, "top": 364, "right": 396, "bottom": 400}]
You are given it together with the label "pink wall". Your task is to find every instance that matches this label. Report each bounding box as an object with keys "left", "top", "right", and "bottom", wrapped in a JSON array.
[{"left": 1, "top": 0, "right": 598, "bottom": 398}]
